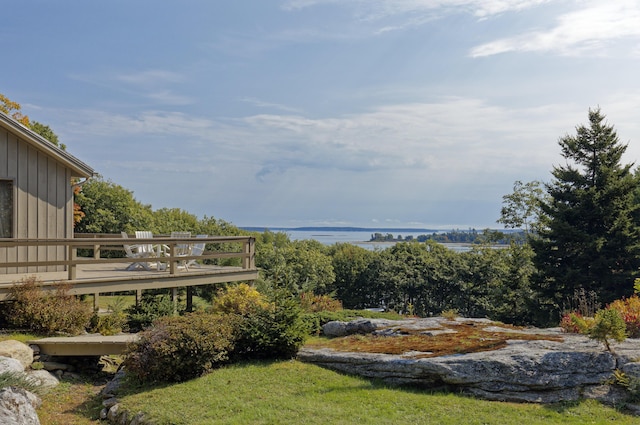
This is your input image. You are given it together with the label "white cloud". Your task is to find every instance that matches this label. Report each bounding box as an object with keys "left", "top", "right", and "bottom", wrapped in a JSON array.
[
  {"left": 238, "top": 97, "right": 303, "bottom": 113},
  {"left": 282, "top": 0, "right": 549, "bottom": 19},
  {"left": 471, "top": 1, "right": 640, "bottom": 57},
  {"left": 115, "top": 70, "right": 185, "bottom": 85}
]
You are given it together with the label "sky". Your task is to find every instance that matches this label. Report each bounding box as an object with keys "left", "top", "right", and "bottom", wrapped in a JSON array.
[{"left": 2, "top": 0, "right": 640, "bottom": 230}]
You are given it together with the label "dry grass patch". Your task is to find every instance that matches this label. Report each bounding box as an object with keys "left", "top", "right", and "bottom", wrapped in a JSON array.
[{"left": 307, "top": 321, "right": 564, "bottom": 358}]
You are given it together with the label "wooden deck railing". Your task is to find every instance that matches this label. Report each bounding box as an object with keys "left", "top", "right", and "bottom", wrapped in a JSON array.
[{"left": 0, "top": 234, "right": 256, "bottom": 279}]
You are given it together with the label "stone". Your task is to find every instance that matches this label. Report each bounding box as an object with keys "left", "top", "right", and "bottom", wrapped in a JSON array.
[
  {"left": 322, "top": 319, "right": 381, "bottom": 337},
  {"left": 107, "top": 404, "right": 120, "bottom": 422},
  {"left": 0, "top": 340, "right": 34, "bottom": 369},
  {"left": 42, "top": 361, "right": 74, "bottom": 372},
  {"left": 102, "top": 369, "right": 126, "bottom": 398},
  {"left": 0, "top": 355, "right": 25, "bottom": 374},
  {"left": 0, "top": 387, "right": 41, "bottom": 425},
  {"left": 322, "top": 321, "right": 349, "bottom": 337},
  {"left": 25, "top": 370, "right": 60, "bottom": 390},
  {"left": 103, "top": 397, "right": 119, "bottom": 408},
  {"left": 299, "top": 317, "right": 640, "bottom": 405}
]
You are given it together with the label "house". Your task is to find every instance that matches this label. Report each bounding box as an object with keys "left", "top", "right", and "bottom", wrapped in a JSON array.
[{"left": 0, "top": 111, "right": 94, "bottom": 273}]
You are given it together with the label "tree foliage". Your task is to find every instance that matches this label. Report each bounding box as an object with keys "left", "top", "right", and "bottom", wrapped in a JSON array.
[
  {"left": 0, "top": 93, "right": 30, "bottom": 126},
  {"left": 74, "top": 176, "right": 154, "bottom": 234},
  {"left": 531, "top": 109, "right": 640, "bottom": 322},
  {"left": 498, "top": 180, "right": 546, "bottom": 236}
]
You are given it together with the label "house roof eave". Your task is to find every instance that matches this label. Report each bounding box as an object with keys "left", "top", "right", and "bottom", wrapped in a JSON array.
[{"left": 0, "top": 111, "right": 95, "bottom": 178}]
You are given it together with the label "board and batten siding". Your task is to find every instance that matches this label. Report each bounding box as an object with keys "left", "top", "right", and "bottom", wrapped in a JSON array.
[{"left": 0, "top": 126, "right": 73, "bottom": 274}]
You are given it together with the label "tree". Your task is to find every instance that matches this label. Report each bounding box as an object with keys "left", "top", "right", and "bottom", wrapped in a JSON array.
[
  {"left": 531, "top": 108, "right": 640, "bottom": 322},
  {"left": 30, "top": 120, "right": 66, "bottom": 149},
  {"left": 329, "top": 243, "right": 375, "bottom": 309},
  {"left": 0, "top": 93, "right": 30, "bottom": 126},
  {"left": 497, "top": 180, "right": 546, "bottom": 236},
  {"left": 74, "top": 177, "right": 154, "bottom": 234}
]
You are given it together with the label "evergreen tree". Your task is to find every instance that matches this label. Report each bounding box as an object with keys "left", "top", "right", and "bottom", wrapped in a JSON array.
[{"left": 532, "top": 109, "right": 640, "bottom": 322}]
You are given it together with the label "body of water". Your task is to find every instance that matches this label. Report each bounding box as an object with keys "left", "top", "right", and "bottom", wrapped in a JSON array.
[{"left": 270, "top": 229, "right": 475, "bottom": 252}]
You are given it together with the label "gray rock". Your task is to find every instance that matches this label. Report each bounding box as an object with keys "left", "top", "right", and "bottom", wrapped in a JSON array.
[
  {"left": 0, "top": 355, "right": 25, "bottom": 374},
  {"left": 25, "top": 370, "right": 60, "bottom": 390},
  {"left": 322, "top": 321, "right": 349, "bottom": 337},
  {"left": 0, "top": 340, "right": 34, "bottom": 369},
  {"left": 300, "top": 317, "right": 640, "bottom": 404},
  {"left": 0, "top": 387, "right": 41, "bottom": 425},
  {"left": 103, "top": 397, "right": 119, "bottom": 408},
  {"left": 322, "top": 319, "right": 381, "bottom": 337},
  {"left": 107, "top": 403, "right": 120, "bottom": 422},
  {"left": 102, "top": 368, "right": 126, "bottom": 398},
  {"left": 42, "top": 361, "right": 74, "bottom": 372}
]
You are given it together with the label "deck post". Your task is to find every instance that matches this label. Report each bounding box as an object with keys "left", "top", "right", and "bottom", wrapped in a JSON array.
[
  {"left": 93, "top": 293, "right": 99, "bottom": 311},
  {"left": 243, "top": 238, "right": 255, "bottom": 269},
  {"left": 136, "top": 289, "right": 142, "bottom": 306},
  {"left": 171, "top": 287, "right": 178, "bottom": 315},
  {"left": 186, "top": 287, "right": 193, "bottom": 312},
  {"left": 67, "top": 244, "right": 77, "bottom": 280}
]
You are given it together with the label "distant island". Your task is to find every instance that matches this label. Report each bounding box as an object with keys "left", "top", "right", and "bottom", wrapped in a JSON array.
[
  {"left": 240, "top": 226, "right": 442, "bottom": 233},
  {"left": 241, "top": 226, "right": 523, "bottom": 245}
]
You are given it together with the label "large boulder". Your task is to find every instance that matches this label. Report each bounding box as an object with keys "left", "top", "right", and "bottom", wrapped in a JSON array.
[
  {"left": 25, "top": 370, "right": 60, "bottom": 390},
  {"left": 0, "top": 340, "right": 33, "bottom": 369},
  {"left": 300, "top": 318, "right": 640, "bottom": 404},
  {"left": 0, "top": 356, "right": 25, "bottom": 374},
  {"left": 0, "top": 387, "right": 41, "bottom": 425}
]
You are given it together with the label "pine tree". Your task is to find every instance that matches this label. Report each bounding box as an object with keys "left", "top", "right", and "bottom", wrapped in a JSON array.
[{"left": 532, "top": 109, "right": 640, "bottom": 320}]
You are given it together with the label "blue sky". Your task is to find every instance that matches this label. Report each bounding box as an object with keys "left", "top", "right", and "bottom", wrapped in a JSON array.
[{"left": 3, "top": 0, "right": 640, "bottom": 229}]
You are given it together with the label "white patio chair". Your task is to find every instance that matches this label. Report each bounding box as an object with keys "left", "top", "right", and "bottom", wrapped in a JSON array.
[
  {"left": 135, "top": 230, "right": 165, "bottom": 270},
  {"left": 121, "top": 231, "right": 152, "bottom": 271},
  {"left": 184, "top": 234, "right": 207, "bottom": 270},
  {"left": 170, "top": 231, "right": 192, "bottom": 269}
]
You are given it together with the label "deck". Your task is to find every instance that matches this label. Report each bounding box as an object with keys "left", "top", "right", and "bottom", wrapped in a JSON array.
[{"left": 0, "top": 235, "right": 259, "bottom": 306}]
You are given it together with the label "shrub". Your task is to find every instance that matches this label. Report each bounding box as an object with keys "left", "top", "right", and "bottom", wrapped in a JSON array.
[
  {"left": 589, "top": 308, "right": 627, "bottom": 352},
  {"left": 299, "top": 292, "right": 342, "bottom": 313},
  {"left": 560, "top": 311, "right": 595, "bottom": 334},
  {"left": 232, "top": 292, "right": 307, "bottom": 360},
  {"left": 123, "top": 312, "right": 236, "bottom": 383},
  {"left": 608, "top": 295, "right": 640, "bottom": 338},
  {"left": 441, "top": 309, "right": 459, "bottom": 320},
  {"left": 125, "top": 294, "right": 175, "bottom": 332},
  {"left": 7, "top": 277, "right": 92, "bottom": 335},
  {"left": 89, "top": 297, "right": 128, "bottom": 335},
  {"left": 210, "top": 283, "right": 269, "bottom": 316}
]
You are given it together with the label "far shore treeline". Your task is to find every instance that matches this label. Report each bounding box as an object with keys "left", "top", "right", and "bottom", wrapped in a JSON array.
[{"left": 64, "top": 108, "right": 640, "bottom": 327}]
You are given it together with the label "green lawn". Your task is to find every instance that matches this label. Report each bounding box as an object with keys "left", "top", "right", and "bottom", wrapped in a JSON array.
[{"left": 117, "top": 360, "right": 637, "bottom": 425}]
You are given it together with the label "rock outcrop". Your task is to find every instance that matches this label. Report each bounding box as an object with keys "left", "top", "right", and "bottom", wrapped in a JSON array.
[
  {"left": 0, "top": 387, "right": 41, "bottom": 425},
  {"left": 300, "top": 318, "right": 640, "bottom": 404}
]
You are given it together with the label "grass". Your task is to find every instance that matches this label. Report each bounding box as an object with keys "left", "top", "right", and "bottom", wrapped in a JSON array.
[
  {"left": 2, "top": 316, "right": 637, "bottom": 423},
  {"left": 117, "top": 360, "right": 637, "bottom": 425},
  {"left": 37, "top": 379, "right": 105, "bottom": 425}
]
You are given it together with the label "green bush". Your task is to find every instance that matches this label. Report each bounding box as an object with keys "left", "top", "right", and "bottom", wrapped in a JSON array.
[
  {"left": 232, "top": 294, "right": 308, "bottom": 360},
  {"left": 209, "top": 283, "right": 269, "bottom": 316},
  {"left": 6, "top": 277, "right": 92, "bottom": 335},
  {"left": 589, "top": 308, "right": 627, "bottom": 352},
  {"left": 123, "top": 312, "right": 236, "bottom": 383},
  {"left": 125, "top": 294, "right": 175, "bottom": 332},
  {"left": 89, "top": 297, "right": 128, "bottom": 335},
  {"left": 559, "top": 311, "right": 595, "bottom": 334},
  {"left": 299, "top": 292, "right": 342, "bottom": 313}
]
